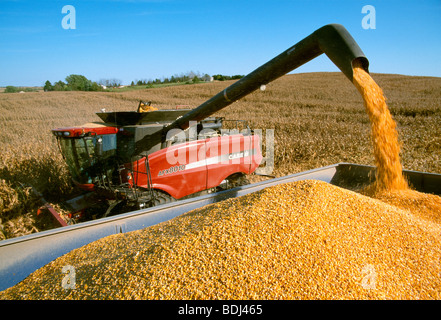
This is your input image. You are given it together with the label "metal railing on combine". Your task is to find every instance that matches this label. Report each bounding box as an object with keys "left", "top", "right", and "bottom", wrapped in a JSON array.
[{"left": 128, "top": 154, "right": 155, "bottom": 205}]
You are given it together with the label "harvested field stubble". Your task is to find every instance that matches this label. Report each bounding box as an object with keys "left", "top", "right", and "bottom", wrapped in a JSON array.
[{"left": 1, "top": 180, "right": 440, "bottom": 300}]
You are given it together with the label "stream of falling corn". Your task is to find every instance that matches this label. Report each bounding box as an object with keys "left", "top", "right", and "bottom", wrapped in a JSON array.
[
  {"left": 1, "top": 62, "right": 441, "bottom": 300},
  {"left": 352, "top": 59, "right": 408, "bottom": 191},
  {"left": 352, "top": 59, "right": 440, "bottom": 219}
]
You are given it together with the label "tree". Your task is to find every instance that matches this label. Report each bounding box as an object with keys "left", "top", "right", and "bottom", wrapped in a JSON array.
[
  {"left": 44, "top": 80, "right": 53, "bottom": 92},
  {"left": 65, "top": 74, "right": 92, "bottom": 91},
  {"left": 90, "top": 82, "right": 102, "bottom": 91},
  {"left": 212, "top": 74, "right": 225, "bottom": 81},
  {"left": 202, "top": 74, "right": 211, "bottom": 82},
  {"left": 98, "top": 78, "right": 122, "bottom": 88},
  {"left": 4, "top": 86, "right": 18, "bottom": 93},
  {"left": 53, "top": 80, "right": 67, "bottom": 91}
]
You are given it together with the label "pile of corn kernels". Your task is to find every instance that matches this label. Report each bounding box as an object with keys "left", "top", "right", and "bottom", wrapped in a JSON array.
[{"left": 1, "top": 179, "right": 440, "bottom": 300}]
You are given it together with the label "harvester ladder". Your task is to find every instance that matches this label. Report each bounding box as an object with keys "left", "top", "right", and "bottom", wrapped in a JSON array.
[{"left": 128, "top": 154, "right": 155, "bottom": 205}]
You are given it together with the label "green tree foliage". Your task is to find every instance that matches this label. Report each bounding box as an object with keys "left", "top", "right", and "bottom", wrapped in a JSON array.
[
  {"left": 44, "top": 80, "right": 54, "bottom": 92},
  {"left": 132, "top": 72, "right": 242, "bottom": 87},
  {"left": 212, "top": 74, "right": 244, "bottom": 81},
  {"left": 53, "top": 81, "right": 67, "bottom": 91},
  {"left": 4, "top": 86, "right": 18, "bottom": 93},
  {"left": 89, "top": 82, "right": 102, "bottom": 91},
  {"left": 65, "top": 74, "right": 92, "bottom": 91},
  {"left": 3, "top": 86, "right": 38, "bottom": 93},
  {"left": 45, "top": 75, "right": 103, "bottom": 92},
  {"left": 212, "top": 74, "right": 226, "bottom": 81}
]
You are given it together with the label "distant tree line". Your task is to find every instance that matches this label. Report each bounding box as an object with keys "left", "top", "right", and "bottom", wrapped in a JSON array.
[
  {"left": 211, "top": 74, "right": 244, "bottom": 81},
  {"left": 4, "top": 72, "right": 245, "bottom": 94},
  {"left": 131, "top": 72, "right": 244, "bottom": 87},
  {"left": 133, "top": 71, "right": 210, "bottom": 87},
  {"left": 4, "top": 86, "right": 38, "bottom": 93},
  {"left": 97, "top": 78, "right": 122, "bottom": 88},
  {"left": 43, "top": 74, "right": 108, "bottom": 92}
]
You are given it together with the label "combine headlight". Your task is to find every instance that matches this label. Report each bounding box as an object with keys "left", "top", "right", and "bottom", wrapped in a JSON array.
[{"left": 63, "top": 131, "right": 71, "bottom": 137}]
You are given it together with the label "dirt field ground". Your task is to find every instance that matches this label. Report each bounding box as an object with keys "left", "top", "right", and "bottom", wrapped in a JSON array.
[{"left": 1, "top": 72, "right": 440, "bottom": 239}]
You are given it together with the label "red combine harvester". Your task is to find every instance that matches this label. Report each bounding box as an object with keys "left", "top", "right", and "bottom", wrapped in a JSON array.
[{"left": 51, "top": 106, "right": 263, "bottom": 222}]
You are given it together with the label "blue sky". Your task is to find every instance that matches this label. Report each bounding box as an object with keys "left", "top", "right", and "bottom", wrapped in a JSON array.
[{"left": 0, "top": 0, "right": 440, "bottom": 86}]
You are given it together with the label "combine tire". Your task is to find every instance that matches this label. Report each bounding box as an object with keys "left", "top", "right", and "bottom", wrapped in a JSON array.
[
  {"left": 150, "top": 190, "right": 176, "bottom": 206},
  {"left": 226, "top": 172, "right": 250, "bottom": 189}
]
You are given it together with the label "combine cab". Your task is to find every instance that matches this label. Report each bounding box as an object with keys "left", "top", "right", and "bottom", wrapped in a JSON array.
[{"left": 52, "top": 104, "right": 262, "bottom": 221}]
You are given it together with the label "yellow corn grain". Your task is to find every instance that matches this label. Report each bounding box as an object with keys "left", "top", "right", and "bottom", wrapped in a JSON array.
[
  {"left": 1, "top": 180, "right": 440, "bottom": 300},
  {"left": 352, "top": 59, "right": 408, "bottom": 191}
]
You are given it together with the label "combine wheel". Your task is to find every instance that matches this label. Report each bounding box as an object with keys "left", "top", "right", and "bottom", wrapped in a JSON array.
[
  {"left": 225, "top": 172, "right": 250, "bottom": 189},
  {"left": 150, "top": 190, "right": 176, "bottom": 207},
  {"left": 104, "top": 190, "right": 176, "bottom": 216},
  {"left": 103, "top": 200, "right": 129, "bottom": 217}
]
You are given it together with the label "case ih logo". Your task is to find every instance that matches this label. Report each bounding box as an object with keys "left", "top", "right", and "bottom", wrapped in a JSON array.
[{"left": 229, "top": 150, "right": 249, "bottom": 160}]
